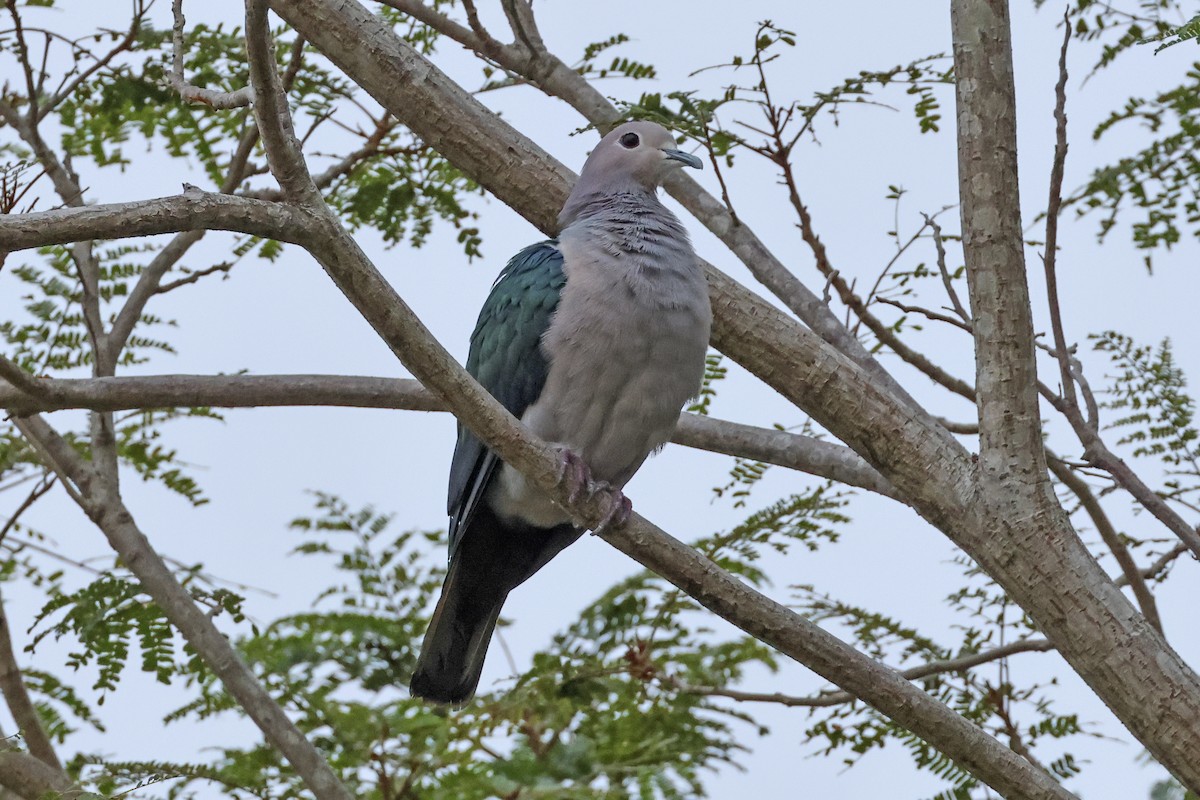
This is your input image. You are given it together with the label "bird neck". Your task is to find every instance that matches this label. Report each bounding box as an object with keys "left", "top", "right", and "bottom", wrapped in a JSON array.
[
  {"left": 558, "top": 191, "right": 693, "bottom": 270},
  {"left": 557, "top": 185, "right": 661, "bottom": 230}
]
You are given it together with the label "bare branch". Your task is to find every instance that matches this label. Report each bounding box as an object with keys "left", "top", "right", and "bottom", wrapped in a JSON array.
[
  {"left": 0, "top": 750, "right": 80, "bottom": 800},
  {"left": 245, "top": 0, "right": 317, "bottom": 199},
  {"left": 0, "top": 373, "right": 897, "bottom": 497},
  {"left": 1042, "top": 14, "right": 1081, "bottom": 425},
  {"left": 4, "top": 0, "right": 40, "bottom": 122},
  {"left": 0, "top": 594, "right": 60, "bottom": 770},
  {"left": 377, "top": 0, "right": 494, "bottom": 55},
  {"left": 0, "top": 189, "right": 314, "bottom": 253},
  {"left": 168, "top": 0, "right": 254, "bottom": 108},
  {"left": 0, "top": 474, "right": 54, "bottom": 547},
  {"left": 783, "top": 171, "right": 976, "bottom": 402},
  {"left": 876, "top": 297, "right": 972, "bottom": 333},
  {"left": 1047, "top": 454, "right": 1163, "bottom": 635},
  {"left": 937, "top": 417, "right": 980, "bottom": 435},
  {"left": 0, "top": 357, "right": 53, "bottom": 401},
  {"left": 925, "top": 213, "right": 971, "bottom": 324},
  {"left": 1131, "top": 543, "right": 1188, "bottom": 585},
  {"left": 671, "top": 638, "right": 1053, "bottom": 709}
]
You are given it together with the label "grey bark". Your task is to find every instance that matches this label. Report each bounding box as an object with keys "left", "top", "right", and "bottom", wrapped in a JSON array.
[
  {"left": 950, "top": 0, "right": 1200, "bottom": 787},
  {"left": 0, "top": 374, "right": 897, "bottom": 498}
]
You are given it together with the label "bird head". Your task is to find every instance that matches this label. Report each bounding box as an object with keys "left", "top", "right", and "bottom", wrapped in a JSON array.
[
  {"left": 558, "top": 121, "right": 702, "bottom": 228},
  {"left": 584, "top": 120, "right": 703, "bottom": 190}
]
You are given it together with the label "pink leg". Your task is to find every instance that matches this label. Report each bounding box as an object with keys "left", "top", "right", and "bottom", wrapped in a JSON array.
[
  {"left": 553, "top": 447, "right": 634, "bottom": 532},
  {"left": 554, "top": 447, "right": 591, "bottom": 504},
  {"left": 593, "top": 489, "right": 633, "bottom": 534}
]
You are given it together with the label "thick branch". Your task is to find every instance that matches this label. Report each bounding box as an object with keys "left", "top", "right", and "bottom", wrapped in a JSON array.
[
  {"left": 951, "top": 0, "right": 1200, "bottom": 788},
  {"left": 0, "top": 750, "right": 79, "bottom": 800},
  {"left": 245, "top": 0, "right": 318, "bottom": 200},
  {"left": 952, "top": 0, "right": 1046, "bottom": 490},
  {"left": 0, "top": 190, "right": 314, "bottom": 253}
]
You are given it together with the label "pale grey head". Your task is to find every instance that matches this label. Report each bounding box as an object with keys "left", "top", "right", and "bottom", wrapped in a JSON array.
[{"left": 558, "top": 121, "right": 702, "bottom": 228}]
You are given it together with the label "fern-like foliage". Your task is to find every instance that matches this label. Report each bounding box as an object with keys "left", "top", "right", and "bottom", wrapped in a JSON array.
[{"left": 1093, "top": 331, "right": 1200, "bottom": 502}]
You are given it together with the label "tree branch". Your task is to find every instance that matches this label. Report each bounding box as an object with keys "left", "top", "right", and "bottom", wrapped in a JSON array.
[
  {"left": 0, "top": 189, "right": 315, "bottom": 253},
  {"left": 951, "top": 0, "right": 1200, "bottom": 788},
  {"left": 671, "top": 637, "right": 1054, "bottom": 709},
  {"left": 168, "top": 0, "right": 254, "bottom": 108},
  {"left": 0, "top": 373, "right": 898, "bottom": 498},
  {"left": 0, "top": 595, "right": 60, "bottom": 771},
  {"left": 245, "top": 0, "right": 318, "bottom": 201},
  {"left": 1047, "top": 454, "right": 1163, "bottom": 635},
  {"left": 0, "top": 750, "right": 80, "bottom": 800}
]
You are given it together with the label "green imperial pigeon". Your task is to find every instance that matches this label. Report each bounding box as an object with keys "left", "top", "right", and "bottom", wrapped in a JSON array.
[{"left": 410, "top": 121, "right": 712, "bottom": 704}]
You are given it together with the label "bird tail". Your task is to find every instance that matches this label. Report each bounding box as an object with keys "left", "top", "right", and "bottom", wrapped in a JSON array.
[
  {"left": 409, "top": 545, "right": 505, "bottom": 705},
  {"left": 410, "top": 507, "right": 582, "bottom": 704}
]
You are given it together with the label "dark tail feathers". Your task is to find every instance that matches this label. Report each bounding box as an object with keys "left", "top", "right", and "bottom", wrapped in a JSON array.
[
  {"left": 409, "top": 552, "right": 503, "bottom": 704},
  {"left": 410, "top": 507, "right": 580, "bottom": 704}
]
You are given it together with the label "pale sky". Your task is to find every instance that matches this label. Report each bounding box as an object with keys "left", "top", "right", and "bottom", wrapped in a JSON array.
[{"left": 4, "top": 1, "right": 1199, "bottom": 798}]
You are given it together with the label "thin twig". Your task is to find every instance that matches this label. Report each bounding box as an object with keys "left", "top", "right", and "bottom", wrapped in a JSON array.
[
  {"left": 876, "top": 297, "right": 973, "bottom": 332},
  {"left": 1047, "top": 453, "right": 1163, "bottom": 635},
  {"left": 925, "top": 213, "right": 971, "bottom": 323},
  {"left": 0, "top": 474, "right": 54, "bottom": 547},
  {"left": 669, "top": 638, "right": 1054, "bottom": 708},
  {"left": 1042, "top": 12, "right": 1079, "bottom": 419}
]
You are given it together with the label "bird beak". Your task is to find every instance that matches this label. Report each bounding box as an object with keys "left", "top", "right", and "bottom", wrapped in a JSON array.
[{"left": 660, "top": 148, "right": 703, "bottom": 170}]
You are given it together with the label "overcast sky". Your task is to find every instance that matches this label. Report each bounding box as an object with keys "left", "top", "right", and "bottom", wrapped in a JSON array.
[{"left": 3, "top": 0, "right": 1199, "bottom": 798}]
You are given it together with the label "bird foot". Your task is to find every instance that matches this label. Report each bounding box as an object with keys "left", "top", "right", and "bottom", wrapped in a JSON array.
[
  {"left": 592, "top": 487, "right": 632, "bottom": 534},
  {"left": 553, "top": 447, "right": 633, "bottom": 533},
  {"left": 555, "top": 447, "right": 591, "bottom": 504}
]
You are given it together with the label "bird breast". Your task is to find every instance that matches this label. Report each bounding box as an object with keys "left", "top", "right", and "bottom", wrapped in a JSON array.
[{"left": 487, "top": 215, "right": 711, "bottom": 528}]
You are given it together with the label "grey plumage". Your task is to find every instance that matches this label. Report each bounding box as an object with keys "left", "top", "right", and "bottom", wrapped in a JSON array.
[{"left": 410, "top": 121, "right": 712, "bottom": 703}]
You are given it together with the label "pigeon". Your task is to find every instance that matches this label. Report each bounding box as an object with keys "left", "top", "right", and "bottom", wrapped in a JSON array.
[{"left": 410, "top": 121, "right": 712, "bottom": 704}]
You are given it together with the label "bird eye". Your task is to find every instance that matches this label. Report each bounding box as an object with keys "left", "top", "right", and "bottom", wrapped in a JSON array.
[{"left": 619, "top": 132, "right": 640, "bottom": 149}]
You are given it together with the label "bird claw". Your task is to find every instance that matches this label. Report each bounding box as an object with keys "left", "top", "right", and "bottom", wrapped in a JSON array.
[
  {"left": 554, "top": 447, "right": 633, "bottom": 533},
  {"left": 555, "top": 448, "right": 591, "bottom": 504},
  {"left": 592, "top": 488, "right": 632, "bottom": 535}
]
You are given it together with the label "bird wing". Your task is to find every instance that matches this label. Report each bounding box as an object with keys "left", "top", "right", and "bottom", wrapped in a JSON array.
[{"left": 447, "top": 240, "right": 566, "bottom": 557}]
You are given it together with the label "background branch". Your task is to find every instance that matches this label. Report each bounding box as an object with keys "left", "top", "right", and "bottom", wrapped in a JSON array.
[
  {"left": 0, "top": 373, "right": 899, "bottom": 498},
  {"left": 0, "top": 594, "right": 60, "bottom": 771},
  {"left": 671, "top": 637, "right": 1054, "bottom": 709}
]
